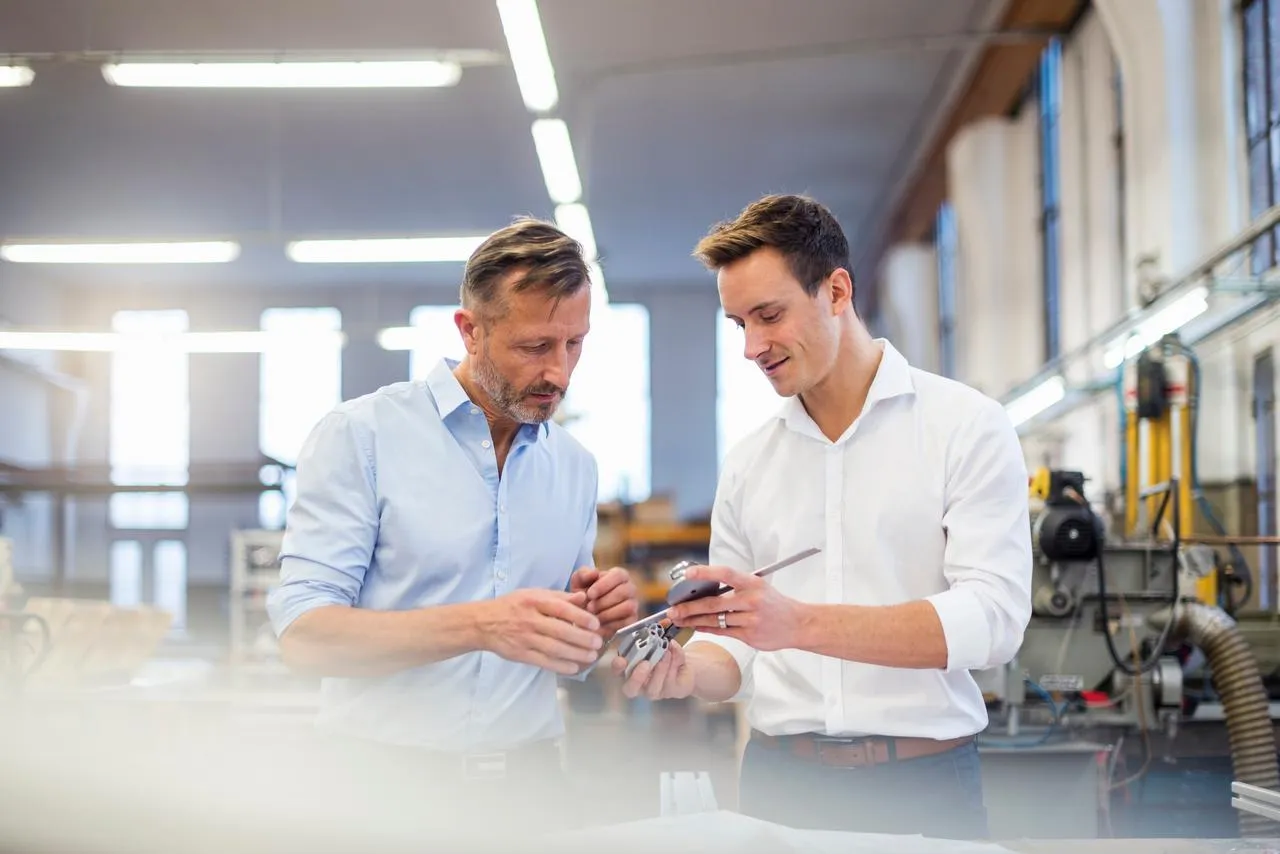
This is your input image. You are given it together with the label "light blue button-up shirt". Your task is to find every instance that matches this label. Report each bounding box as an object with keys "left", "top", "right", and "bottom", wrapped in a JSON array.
[{"left": 267, "top": 358, "right": 599, "bottom": 752}]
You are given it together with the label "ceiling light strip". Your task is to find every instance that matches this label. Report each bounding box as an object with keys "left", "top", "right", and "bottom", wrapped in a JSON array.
[
  {"left": 495, "top": 0, "right": 559, "bottom": 112},
  {"left": 101, "top": 60, "right": 462, "bottom": 89},
  {"left": 0, "top": 241, "right": 240, "bottom": 264},
  {"left": 286, "top": 235, "right": 488, "bottom": 263}
]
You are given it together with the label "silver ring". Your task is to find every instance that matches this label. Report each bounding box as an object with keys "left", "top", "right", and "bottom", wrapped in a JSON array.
[{"left": 717, "top": 612, "right": 727, "bottom": 629}]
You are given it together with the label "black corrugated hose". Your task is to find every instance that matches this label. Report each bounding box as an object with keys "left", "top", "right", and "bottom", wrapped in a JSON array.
[{"left": 1151, "top": 602, "right": 1280, "bottom": 837}]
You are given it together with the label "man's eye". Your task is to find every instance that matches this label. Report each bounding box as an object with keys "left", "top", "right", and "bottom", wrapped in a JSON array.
[{"left": 761, "top": 313, "right": 781, "bottom": 323}]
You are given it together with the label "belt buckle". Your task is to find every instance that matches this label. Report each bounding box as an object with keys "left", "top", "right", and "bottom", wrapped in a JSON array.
[{"left": 463, "top": 751, "right": 507, "bottom": 781}]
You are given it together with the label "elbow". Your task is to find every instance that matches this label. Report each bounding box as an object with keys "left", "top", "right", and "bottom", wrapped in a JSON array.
[
  {"left": 276, "top": 618, "right": 327, "bottom": 677},
  {"left": 979, "top": 602, "right": 1032, "bottom": 669}
]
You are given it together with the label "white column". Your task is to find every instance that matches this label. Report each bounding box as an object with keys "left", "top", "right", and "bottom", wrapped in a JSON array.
[
  {"left": 1093, "top": 0, "right": 1244, "bottom": 306},
  {"left": 946, "top": 115, "right": 1044, "bottom": 399},
  {"left": 1058, "top": 11, "right": 1126, "bottom": 359},
  {"left": 879, "top": 243, "right": 940, "bottom": 374}
]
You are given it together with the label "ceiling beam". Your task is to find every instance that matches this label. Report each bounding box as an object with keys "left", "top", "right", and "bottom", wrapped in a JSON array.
[{"left": 862, "top": 0, "right": 1085, "bottom": 317}]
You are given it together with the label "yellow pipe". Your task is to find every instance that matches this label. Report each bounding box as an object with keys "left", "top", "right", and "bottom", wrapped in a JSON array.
[{"left": 1125, "top": 410, "right": 1140, "bottom": 537}]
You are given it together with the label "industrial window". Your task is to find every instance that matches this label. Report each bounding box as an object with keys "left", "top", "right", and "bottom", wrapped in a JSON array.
[
  {"left": 108, "top": 539, "right": 188, "bottom": 631},
  {"left": 109, "top": 309, "right": 190, "bottom": 530},
  {"left": 1243, "top": 0, "right": 1280, "bottom": 274},
  {"left": 562, "top": 303, "right": 651, "bottom": 503},
  {"left": 936, "top": 201, "right": 959, "bottom": 379},
  {"left": 717, "top": 312, "right": 782, "bottom": 464},
  {"left": 1038, "top": 37, "right": 1064, "bottom": 362},
  {"left": 258, "top": 307, "right": 343, "bottom": 529},
  {"left": 409, "top": 304, "right": 466, "bottom": 381}
]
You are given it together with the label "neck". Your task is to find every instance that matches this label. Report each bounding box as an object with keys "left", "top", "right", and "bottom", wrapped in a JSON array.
[
  {"left": 452, "top": 360, "right": 521, "bottom": 451},
  {"left": 797, "top": 317, "right": 883, "bottom": 441}
]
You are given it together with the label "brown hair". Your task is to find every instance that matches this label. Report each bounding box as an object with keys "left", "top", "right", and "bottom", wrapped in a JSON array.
[
  {"left": 693, "top": 194, "right": 853, "bottom": 298},
  {"left": 460, "top": 217, "right": 590, "bottom": 318}
]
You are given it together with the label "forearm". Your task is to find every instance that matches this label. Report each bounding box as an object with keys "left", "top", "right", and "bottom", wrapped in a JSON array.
[
  {"left": 794, "top": 600, "right": 949, "bottom": 669},
  {"left": 279, "top": 602, "right": 488, "bottom": 678},
  {"left": 685, "top": 641, "right": 744, "bottom": 702}
]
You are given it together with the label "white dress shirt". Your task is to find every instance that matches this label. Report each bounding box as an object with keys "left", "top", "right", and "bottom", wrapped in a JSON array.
[{"left": 691, "top": 340, "right": 1032, "bottom": 740}]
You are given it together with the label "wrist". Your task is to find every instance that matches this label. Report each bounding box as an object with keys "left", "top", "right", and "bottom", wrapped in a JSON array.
[
  {"left": 791, "top": 602, "right": 823, "bottom": 651},
  {"left": 452, "top": 600, "right": 493, "bottom": 654}
]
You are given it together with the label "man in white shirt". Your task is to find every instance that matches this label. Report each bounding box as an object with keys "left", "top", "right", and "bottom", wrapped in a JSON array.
[{"left": 613, "top": 194, "right": 1032, "bottom": 839}]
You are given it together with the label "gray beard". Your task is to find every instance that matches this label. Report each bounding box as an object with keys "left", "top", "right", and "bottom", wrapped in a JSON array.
[{"left": 471, "top": 350, "right": 562, "bottom": 424}]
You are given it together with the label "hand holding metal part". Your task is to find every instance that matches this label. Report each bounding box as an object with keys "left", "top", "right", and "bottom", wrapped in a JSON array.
[{"left": 614, "top": 547, "right": 821, "bottom": 679}]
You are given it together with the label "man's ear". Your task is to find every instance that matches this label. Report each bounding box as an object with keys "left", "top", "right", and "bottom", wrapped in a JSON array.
[
  {"left": 826, "top": 268, "right": 855, "bottom": 315},
  {"left": 455, "top": 308, "right": 481, "bottom": 355}
]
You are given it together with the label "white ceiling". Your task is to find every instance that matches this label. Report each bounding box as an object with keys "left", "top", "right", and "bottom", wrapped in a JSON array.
[{"left": 0, "top": 0, "right": 1006, "bottom": 296}]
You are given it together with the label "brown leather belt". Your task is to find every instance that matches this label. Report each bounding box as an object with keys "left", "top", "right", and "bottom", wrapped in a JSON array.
[{"left": 751, "top": 730, "right": 973, "bottom": 768}]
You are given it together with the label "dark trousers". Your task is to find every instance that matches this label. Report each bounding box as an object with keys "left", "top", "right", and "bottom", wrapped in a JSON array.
[{"left": 738, "top": 737, "right": 990, "bottom": 839}]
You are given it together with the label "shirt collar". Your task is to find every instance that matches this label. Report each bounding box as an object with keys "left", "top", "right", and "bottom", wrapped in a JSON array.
[
  {"left": 781, "top": 338, "right": 916, "bottom": 439},
  {"left": 425, "top": 357, "right": 550, "bottom": 440}
]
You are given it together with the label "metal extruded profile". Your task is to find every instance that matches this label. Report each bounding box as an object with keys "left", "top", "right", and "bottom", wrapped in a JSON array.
[{"left": 1231, "top": 781, "right": 1280, "bottom": 824}]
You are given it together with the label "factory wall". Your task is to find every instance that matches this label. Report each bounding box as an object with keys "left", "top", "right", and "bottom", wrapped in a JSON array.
[
  {"left": 874, "top": 0, "right": 1280, "bottom": 609},
  {"left": 1047, "top": 0, "right": 1252, "bottom": 500},
  {"left": 1, "top": 281, "right": 723, "bottom": 585},
  {"left": 881, "top": 1, "right": 1263, "bottom": 504}
]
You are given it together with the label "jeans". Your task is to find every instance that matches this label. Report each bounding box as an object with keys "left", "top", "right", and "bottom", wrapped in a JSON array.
[{"left": 738, "top": 737, "right": 990, "bottom": 839}]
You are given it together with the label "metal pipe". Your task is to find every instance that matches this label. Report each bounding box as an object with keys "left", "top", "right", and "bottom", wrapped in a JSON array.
[{"left": 1149, "top": 602, "right": 1280, "bottom": 836}]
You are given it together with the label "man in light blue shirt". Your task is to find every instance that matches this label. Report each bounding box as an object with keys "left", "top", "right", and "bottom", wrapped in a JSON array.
[{"left": 267, "top": 218, "right": 638, "bottom": 768}]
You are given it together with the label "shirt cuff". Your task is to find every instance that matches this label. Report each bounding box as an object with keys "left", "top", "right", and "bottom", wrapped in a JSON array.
[
  {"left": 924, "top": 587, "right": 992, "bottom": 673},
  {"left": 687, "top": 630, "right": 754, "bottom": 702},
  {"left": 267, "top": 564, "right": 357, "bottom": 637}
]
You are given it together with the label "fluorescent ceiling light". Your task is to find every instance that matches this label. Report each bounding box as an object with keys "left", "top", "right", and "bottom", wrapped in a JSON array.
[
  {"left": 555, "top": 203, "right": 597, "bottom": 261},
  {"left": 1102, "top": 286, "right": 1209, "bottom": 368},
  {"left": 0, "top": 241, "right": 239, "bottom": 264},
  {"left": 0, "top": 66, "right": 34, "bottom": 87},
  {"left": 1005, "top": 376, "right": 1065, "bottom": 427},
  {"left": 496, "top": 0, "right": 559, "bottom": 112},
  {"left": 101, "top": 59, "right": 462, "bottom": 88},
  {"left": 0, "top": 330, "right": 345, "bottom": 353},
  {"left": 287, "top": 236, "right": 487, "bottom": 263},
  {"left": 531, "top": 119, "right": 582, "bottom": 205}
]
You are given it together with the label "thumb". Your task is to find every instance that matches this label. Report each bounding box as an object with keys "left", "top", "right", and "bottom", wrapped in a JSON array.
[{"left": 566, "top": 590, "right": 589, "bottom": 608}]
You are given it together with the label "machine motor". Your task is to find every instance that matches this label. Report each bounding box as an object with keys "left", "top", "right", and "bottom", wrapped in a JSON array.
[{"left": 1032, "top": 470, "right": 1104, "bottom": 563}]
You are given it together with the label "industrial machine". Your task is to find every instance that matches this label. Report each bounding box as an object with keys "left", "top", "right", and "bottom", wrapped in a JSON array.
[{"left": 984, "top": 334, "right": 1280, "bottom": 837}]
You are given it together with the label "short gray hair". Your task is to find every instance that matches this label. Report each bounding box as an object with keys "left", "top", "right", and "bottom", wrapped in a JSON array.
[{"left": 460, "top": 218, "right": 590, "bottom": 319}]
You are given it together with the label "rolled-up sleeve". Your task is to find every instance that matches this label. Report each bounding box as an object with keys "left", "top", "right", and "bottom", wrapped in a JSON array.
[
  {"left": 267, "top": 410, "right": 379, "bottom": 637},
  {"left": 688, "top": 460, "right": 757, "bottom": 698},
  {"left": 925, "top": 399, "right": 1033, "bottom": 673}
]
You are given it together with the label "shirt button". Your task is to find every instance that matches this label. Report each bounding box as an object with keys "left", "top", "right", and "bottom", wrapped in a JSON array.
[
  {"left": 471, "top": 407, "right": 479, "bottom": 415},
  {"left": 497, "top": 572, "right": 507, "bottom": 581},
  {"left": 481, "top": 440, "right": 491, "bottom": 449},
  {"left": 499, "top": 504, "right": 506, "bottom": 513}
]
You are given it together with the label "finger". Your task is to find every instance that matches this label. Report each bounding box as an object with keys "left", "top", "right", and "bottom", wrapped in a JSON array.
[
  {"left": 623, "top": 660, "right": 653, "bottom": 698},
  {"left": 570, "top": 567, "right": 599, "bottom": 592},
  {"left": 538, "top": 614, "right": 605, "bottom": 651},
  {"left": 646, "top": 651, "right": 674, "bottom": 699},
  {"left": 525, "top": 649, "right": 584, "bottom": 677},
  {"left": 685, "top": 564, "right": 759, "bottom": 590},
  {"left": 530, "top": 632, "right": 600, "bottom": 666},
  {"left": 669, "top": 591, "right": 741, "bottom": 623},
  {"left": 586, "top": 569, "right": 629, "bottom": 602},
  {"left": 536, "top": 594, "right": 601, "bottom": 632},
  {"left": 595, "top": 601, "right": 639, "bottom": 630},
  {"left": 610, "top": 655, "right": 627, "bottom": 676},
  {"left": 591, "top": 582, "right": 637, "bottom": 615},
  {"left": 674, "top": 612, "right": 736, "bottom": 630}
]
